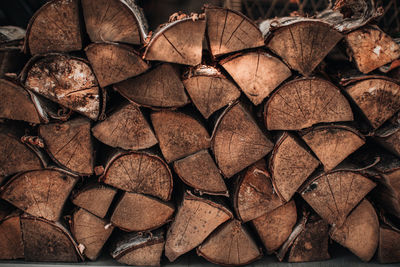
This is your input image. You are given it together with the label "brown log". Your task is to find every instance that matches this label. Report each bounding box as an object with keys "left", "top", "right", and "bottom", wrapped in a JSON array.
[
  {"left": 197, "top": 219, "right": 262, "bottom": 266},
  {"left": 85, "top": 43, "right": 150, "bottom": 88},
  {"left": 374, "top": 115, "right": 400, "bottom": 158},
  {"left": 378, "top": 225, "right": 400, "bottom": 263},
  {"left": 114, "top": 63, "right": 189, "bottom": 109},
  {"left": 212, "top": 102, "right": 273, "bottom": 178},
  {"left": 205, "top": 6, "right": 264, "bottom": 57},
  {"left": 173, "top": 150, "right": 228, "bottom": 196},
  {"left": 270, "top": 132, "right": 319, "bottom": 202},
  {"left": 70, "top": 208, "right": 114, "bottom": 261},
  {"left": 151, "top": 110, "right": 210, "bottom": 163},
  {"left": 264, "top": 78, "right": 353, "bottom": 130},
  {"left": 24, "top": 0, "right": 82, "bottom": 55},
  {"left": 165, "top": 192, "right": 233, "bottom": 262},
  {"left": 220, "top": 51, "right": 291, "bottom": 105},
  {"left": 0, "top": 212, "right": 24, "bottom": 260},
  {"left": 92, "top": 103, "right": 158, "bottom": 151},
  {"left": 330, "top": 199, "right": 379, "bottom": 262},
  {"left": 110, "top": 192, "right": 175, "bottom": 232},
  {"left": 0, "top": 26, "right": 27, "bottom": 76},
  {"left": 182, "top": 65, "right": 240, "bottom": 119}
]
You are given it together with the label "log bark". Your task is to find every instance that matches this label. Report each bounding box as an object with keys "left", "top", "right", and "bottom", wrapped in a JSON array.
[
  {"left": 0, "top": 212, "right": 24, "bottom": 260},
  {"left": 378, "top": 225, "right": 400, "bottom": 263}
]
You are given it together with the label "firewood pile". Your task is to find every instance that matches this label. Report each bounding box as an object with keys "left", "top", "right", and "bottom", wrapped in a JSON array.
[{"left": 1, "top": 0, "right": 400, "bottom": 265}]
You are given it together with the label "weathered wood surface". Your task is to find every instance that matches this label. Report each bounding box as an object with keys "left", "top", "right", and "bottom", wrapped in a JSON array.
[
  {"left": 0, "top": 212, "right": 24, "bottom": 260},
  {"left": 378, "top": 226, "right": 400, "bottom": 263}
]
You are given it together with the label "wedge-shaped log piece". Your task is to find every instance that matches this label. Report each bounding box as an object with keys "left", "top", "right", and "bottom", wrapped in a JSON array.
[
  {"left": 71, "top": 208, "right": 114, "bottom": 261},
  {"left": 205, "top": 6, "right": 264, "bottom": 57},
  {"left": 21, "top": 216, "right": 83, "bottom": 262},
  {"left": 110, "top": 229, "right": 165, "bottom": 267},
  {"left": 270, "top": 133, "right": 319, "bottom": 202},
  {"left": 197, "top": 220, "right": 262, "bottom": 266},
  {"left": 82, "top": 0, "right": 147, "bottom": 44},
  {"left": 25, "top": 0, "right": 82, "bottom": 54},
  {"left": 301, "top": 171, "right": 376, "bottom": 227},
  {"left": 220, "top": 51, "right": 291, "bottom": 105},
  {"left": 0, "top": 213, "right": 24, "bottom": 259},
  {"left": 85, "top": 43, "right": 150, "bottom": 87},
  {"left": 114, "top": 64, "right": 189, "bottom": 109},
  {"left": 346, "top": 78, "right": 400, "bottom": 129},
  {"left": 23, "top": 54, "right": 101, "bottom": 120},
  {"left": 165, "top": 193, "right": 233, "bottom": 262},
  {"left": 212, "top": 103, "right": 273, "bottom": 178},
  {"left": 265, "top": 78, "right": 353, "bottom": 130},
  {"left": 267, "top": 21, "right": 342, "bottom": 76},
  {"left": 379, "top": 226, "right": 400, "bottom": 263},
  {"left": 92, "top": 103, "right": 157, "bottom": 151},
  {"left": 101, "top": 151, "right": 172, "bottom": 201},
  {"left": 173, "top": 150, "right": 227, "bottom": 196},
  {"left": 1, "top": 169, "right": 77, "bottom": 221},
  {"left": 330, "top": 199, "right": 378, "bottom": 262},
  {"left": 252, "top": 200, "right": 297, "bottom": 254},
  {"left": 111, "top": 192, "right": 174, "bottom": 232},
  {"left": 301, "top": 125, "right": 365, "bottom": 171},
  {"left": 182, "top": 65, "right": 240, "bottom": 119}
]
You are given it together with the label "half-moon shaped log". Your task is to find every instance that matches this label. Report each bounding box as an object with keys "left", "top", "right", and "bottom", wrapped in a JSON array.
[{"left": 0, "top": 213, "right": 24, "bottom": 259}]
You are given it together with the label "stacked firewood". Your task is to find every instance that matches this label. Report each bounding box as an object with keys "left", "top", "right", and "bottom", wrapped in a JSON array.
[{"left": 1, "top": 0, "right": 400, "bottom": 265}]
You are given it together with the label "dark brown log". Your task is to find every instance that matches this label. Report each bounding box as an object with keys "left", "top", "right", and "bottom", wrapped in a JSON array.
[
  {"left": 374, "top": 116, "right": 400, "bottom": 158},
  {"left": 70, "top": 208, "right": 114, "bottom": 261},
  {"left": 85, "top": 43, "right": 150, "bottom": 88},
  {"left": 182, "top": 65, "right": 240, "bottom": 119},
  {"left": 264, "top": 78, "right": 353, "bottom": 130},
  {"left": 330, "top": 199, "right": 379, "bottom": 262},
  {"left": 197, "top": 219, "right": 262, "bottom": 266},
  {"left": 0, "top": 26, "right": 26, "bottom": 76},
  {"left": 0, "top": 168, "right": 77, "bottom": 221},
  {"left": 114, "top": 63, "right": 189, "bottom": 109},
  {"left": 24, "top": 0, "right": 82, "bottom": 55},
  {"left": 205, "top": 6, "right": 264, "bottom": 57},
  {"left": 173, "top": 150, "right": 228, "bottom": 196},
  {"left": 212, "top": 102, "right": 273, "bottom": 178},
  {"left": 151, "top": 110, "right": 210, "bottom": 163},
  {"left": 220, "top": 51, "right": 291, "bottom": 105},
  {"left": 270, "top": 132, "right": 319, "bottom": 202},
  {"left": 165, "top": 192, "right": 233, "bottom": 262},
  {"left": 378, "top": 226, "right": 400, "bottom": 263},
  {"left": 92, "top": 103, "right": 158, "bottom": 151},
  {"left": 0, "top": 212, "right": 24, "bottom": 260},
  {"left": 111, "top": 192, "right": 175, "bottom": 232}
]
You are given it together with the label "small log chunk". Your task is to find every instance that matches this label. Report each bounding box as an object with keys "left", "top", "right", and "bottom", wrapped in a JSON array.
[
  {"left": 182, "top": 65, "right": 240, "bottom": 119},
  {"left": 378, "top": 226, "right": 400, "bottom": 263},
  {"left": 24, "top": 0, "right": 82, "bottom": 55},
  {"left": 330, "top": 199, "right": 379, "bottom": 262},
  {"left": 165, "top": 192, "right": 233, "bottom": 262},
  {"left": 173, "top": 150, "right": 228, "bottom": 196},
  {"left": 0, "top": 26, "right": 27, "bottom": 76},
  {"left": 0, "top": 212, "right": 24, "bottom": 260},
  {"left": 70, "top": 208, "right": 114, "bottom": 261},
  {"left": 0, "top": 169, "right": 77, "bottom": 221},
  {"left": 197, "top": 219, "right": 262, "bottom": 266},
  {"left": 220, "top": 51, "right": 291, "bottom": 105},
  {"left": 212, "top": 102, "right": 273, "bottom": 178},
  {"left": 151, "top": 110, "right": 210, "bottom": 163},
  {"left": 114, "top": 63, "right": 189, "bottom": 109},
  {"left": 0, "top": 26, "right": 25, "bottom": 46},
  {"left": 92, "top": 103, "right": 158, "bottom": 151},
  {"left": 265, "top": 78, "right": 353, "bottom": 130},
  {"left": 270, "top": 133, "right": 319, "bottom": 202},
  {"left": 205, "top": 6, "right": 264, "bottom": 57},
  {"left": 111, "top": 192, "right": 175, "bottom": 232}
]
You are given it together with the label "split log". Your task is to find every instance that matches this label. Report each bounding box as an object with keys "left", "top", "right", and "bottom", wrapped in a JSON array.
[
  {"left": 114, "top": 63, "right": 189, "bottom": 109},
  {"left": 197, "top": 219, "right": 262, "bottom": 266},
  {"left": 0, "top": 26, "right": 27, "bottom": 76},
  {"left": 330, "top": 199, "right": 379, "bottom": 262},
  {"left": 265, "top": 78, "right": 353, "bottom": 130},
  {"left": 70, "top": 208, "right": 114, "bottom": 261},
  {"left": 220, "top": 51, "right": 291, "bottom": 105},
  {"left": 0, "top": 168, "right": 77, "bottom": 221},
  {"left": 165, "top": 192, "right": 233, "bottom": 262},
  {"left": 378, "top": 225, "right": 400, "bottom": 263},
  {"left": 81, "top": 0, "right": 147, "bottom": 44},
  {"left": 182, "top": 65, "right": 240, "bottom": 119},
  {"left": 212, "top": 102, "right": 273, "bottom": 178},
  {"left": 85, "top": 43, "right": 150, "bottom": 88},
  {"left": 0, "top": 212, "right": 24, "bottom": 260},
  {"left": 270, "top": 132, "right": 319, "bottom": 202},
  {"left": 92, "top": 103, "right": 158, "bottom": 151},
  {"left": 205, "top": 6, "right": 264, "bottom": 57},
  {"left": 151, "top": 110, "right": 210, "bottom": 163},
  {"left": 24, "top": 0, "right": 82, "bottom": 55},
  {"left": 173, "top": 150, "right": 228, "bottom": 196},
  {"left": 110, "top": 192, "right": 175, "bottom": 232}
]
